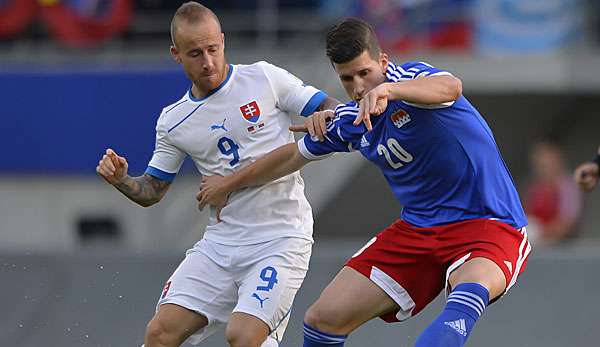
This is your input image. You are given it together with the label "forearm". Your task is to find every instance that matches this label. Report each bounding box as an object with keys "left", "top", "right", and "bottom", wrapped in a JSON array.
[
  {"left": 317, "top": 96, "right": 341, "bottom": 111},
  {"left": 225, "top": 143, "right": 309, "bottom": 192},
  {"left": 386, "top": 75, "right": 462, "bottom": 105},
  {"left": 113, "top": 174, "right": 170, "bottom": 207}
]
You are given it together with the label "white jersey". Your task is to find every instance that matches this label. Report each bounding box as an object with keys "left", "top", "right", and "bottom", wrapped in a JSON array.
[{"left": 146, "top": 61, "right": 326, "bottom": 245}]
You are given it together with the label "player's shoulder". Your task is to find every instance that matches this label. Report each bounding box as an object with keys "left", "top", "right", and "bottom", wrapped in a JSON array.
[
  {"left": 396, "top": 60, "right": 435, "bottom": 70},
  {"left": 159, "top": 92, "right": 189, "bottom": 117},
  {"left": 387, "top": 60, "right": 451, "bottom": 82},
  {"left": 249, "top": 60, "right": 297, "bottom": 77},
  {"left": 155, "top": 92, "right": 191, "bottom": 130},
  {"left": 235, "top": 60, "right": 275, "bottom": 74},
  {"left": 230, "top": 61, "right": 281, "bottom": 83}
]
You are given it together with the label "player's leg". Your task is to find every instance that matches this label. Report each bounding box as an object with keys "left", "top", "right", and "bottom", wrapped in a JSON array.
[
  {"left": 414, "top": 258, "right": 501, "bottom": 347},
  {"left": 415, "top": 220, "right": 531, "bottom": 347},
  {"left": 146, "top": 239, "right": 238, "bottom": 346},
  {"left": 145, "top": 304, "right": 208, "bottom": 347},
  {"left": 302, "top": 266, "right": 399, "bottom": 346},
  {"left": 225, "top": 312, "right": 272, "bottom": 347},
  {"left": 227, "top": 237, "right": 313, "bottom": 347},
  {"left": 448, "top": 257, "right": 506, "bottom": 299},
  {"left": 304, "top": 220, "right": 445, "bottom": 347}
]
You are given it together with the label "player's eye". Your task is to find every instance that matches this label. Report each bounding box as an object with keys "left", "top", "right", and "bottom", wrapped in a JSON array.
[
  {"left": 340, "top": 75, "right": 353, "bottom": 82},
  {"left": 359, "top": 69, "right": 370, "bottom": 77}
]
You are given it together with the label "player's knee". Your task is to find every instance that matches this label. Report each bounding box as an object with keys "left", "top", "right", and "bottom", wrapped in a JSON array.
[
  {"left": 225, "top": 324, "right": 266, "bottom": 347},
  {"left": 450, "top": 258, "right": 507, "bottom": 299},
  {"left": 304, "top": 302, "right": 349, "bottom": 335},
  {"left": 145, "top": 318, "right": 178, "bottom": 347}
]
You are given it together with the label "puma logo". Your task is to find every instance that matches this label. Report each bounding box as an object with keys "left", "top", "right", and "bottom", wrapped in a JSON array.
[
  {"left": 210, "top": 118, "right": 228, "bottom": 132},
  {"left": 252, "top": 293, "right": 269, "bottom": 308}
]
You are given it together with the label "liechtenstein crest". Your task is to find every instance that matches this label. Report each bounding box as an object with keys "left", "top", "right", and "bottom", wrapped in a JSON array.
[{"left": 390, "top": 109, "right": 411, "bottom": 129}]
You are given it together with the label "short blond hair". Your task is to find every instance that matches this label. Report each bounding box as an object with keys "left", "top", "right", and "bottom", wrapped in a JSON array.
[{"left": 170, "top": 1, "right": 221, "bottom": 46}]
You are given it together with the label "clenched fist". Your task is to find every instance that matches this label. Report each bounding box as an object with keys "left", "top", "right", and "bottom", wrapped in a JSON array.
[{"left": 96, "top": 148, "right": 129, "bottom": 185}]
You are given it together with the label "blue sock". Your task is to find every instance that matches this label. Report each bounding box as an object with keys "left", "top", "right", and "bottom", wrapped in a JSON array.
[
  {"left": 303, "top": 323, "right": 347, "bottom": 347},
  {"left": 415, "top": 283, "right": 489, "bottom": 347}
]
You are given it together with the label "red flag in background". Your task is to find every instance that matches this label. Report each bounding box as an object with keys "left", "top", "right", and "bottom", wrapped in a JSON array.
[
  {"left": 39, "top": 0, "right": 133, "bottom": 47},
  {"left": 0, "top": 0, "right": 38, "bottom": 38}
]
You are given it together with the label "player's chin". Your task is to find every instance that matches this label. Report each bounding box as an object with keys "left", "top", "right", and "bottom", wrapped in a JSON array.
[{"left": 204, "top": 75, "right": 222, "bottom": 88}]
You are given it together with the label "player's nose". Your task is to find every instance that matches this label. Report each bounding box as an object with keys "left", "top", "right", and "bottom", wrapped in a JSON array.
[
  {"left": 354, "top": 89, "right": 364, "bottom": 100},
  {"left": 201, "top": 55, "right": 215, "bottom": 71},
  {"left": 354, "top": 83, "right": 365, "bottom": 99}
]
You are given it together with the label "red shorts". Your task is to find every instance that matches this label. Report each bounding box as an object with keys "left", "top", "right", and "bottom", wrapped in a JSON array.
[{"left": 345, "top": 218, "right": 531, "bottom": 323}]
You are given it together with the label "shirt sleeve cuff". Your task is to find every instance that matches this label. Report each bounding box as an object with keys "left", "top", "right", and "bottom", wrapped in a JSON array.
[
  {"left": 297, "top": 136, "right": 333, "bottom": 161},
  {"left": 145, "top": 166, "right": 177, "bottom": 182},
  {"left": 300, "top": 91, "right": 328, "bottom": 117}
]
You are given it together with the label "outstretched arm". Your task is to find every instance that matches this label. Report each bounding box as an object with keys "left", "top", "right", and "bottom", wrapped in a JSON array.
[
  {"left": 197, "top": 143, "right": 309, "bottom": 209},
  {"left": 386, "top": 75, "right": 462, "bottom": 105},
  {"left": 356, "top": 75, "right": 462, "bottom": 130},
  {"left": 96, "top": 149, "right": 170, "bottom": 207}
]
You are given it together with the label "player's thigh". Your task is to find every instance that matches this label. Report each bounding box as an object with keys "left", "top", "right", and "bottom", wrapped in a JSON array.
[
  {"left": 342, "top": 221, "right": 446, "bottom": 322},
  {"left": 234, "top": 237, "right": 312, "bottom": 343},
  {"left": 305, "top": 266, "right": 399, "bottom": 334},
  {"left": 146, "top": 303, "right": 208, "bottom": 344},
  {"left": 443, "top": 220, "right": 532, "bottom": 301},
  {"left": 225, "top": 312, "right": 270, "bottom": 347},
  {"left": 448, "top": 257, "right": 506, "bottom": 299},
  {"left": 156, "top": 240, "right": 239, "bottom": 344}
]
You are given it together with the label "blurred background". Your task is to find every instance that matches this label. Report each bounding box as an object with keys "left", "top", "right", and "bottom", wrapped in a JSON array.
[{"left": 1, "top": 0, "right": 599, "bottom": 346}]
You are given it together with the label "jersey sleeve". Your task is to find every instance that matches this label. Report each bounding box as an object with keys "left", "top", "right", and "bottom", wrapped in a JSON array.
[
  {"left": 259, "top": 61, "right": 328, "bottom": 116},
  {"left": 386, "top": 61, "right": 455, "bottom": 109},
  {"left": 387, "top": 61, "right": 452, "bottom": 81},
  {"left": 145, "top": 120, "right": 187, "bottom": 182},
  {"left": 297, "top": 103, "right": 367, "bottom": 161}
]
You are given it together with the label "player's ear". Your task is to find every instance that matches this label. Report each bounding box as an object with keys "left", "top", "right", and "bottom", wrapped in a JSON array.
[
  {"left": 379, "top": 52, "right": 389, "bottom": 74},
  {"left": 170, "top": 45, "right": 182, "bottom": 64},
  {"left": 221, "top": 32, "right": 225, "bottom": 47}
]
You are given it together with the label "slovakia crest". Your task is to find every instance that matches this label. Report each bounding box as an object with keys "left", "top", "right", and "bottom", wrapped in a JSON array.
[
  {"left": 390, "top": 109, "right": 411, "bottom": 129},
  {"left": 240, "top": 100, "right": 261, "bottom": 123}
]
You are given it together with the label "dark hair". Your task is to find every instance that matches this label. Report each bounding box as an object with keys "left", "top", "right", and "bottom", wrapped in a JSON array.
[
  {"left": 326, "top": 17, "right": 381, "bottom": 64},
  {"left": 171, "top": 1, "right": 221, "bottom": 45}
]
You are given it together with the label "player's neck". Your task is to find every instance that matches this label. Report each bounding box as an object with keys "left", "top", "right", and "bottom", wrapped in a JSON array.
[{"left": 191, "top": 64, "right": 230, "bottom": 100}]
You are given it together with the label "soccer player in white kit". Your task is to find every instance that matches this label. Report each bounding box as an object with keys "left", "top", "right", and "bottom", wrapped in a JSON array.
[{"left": 95, "top": 2, "right": 338, "bottom": 347}]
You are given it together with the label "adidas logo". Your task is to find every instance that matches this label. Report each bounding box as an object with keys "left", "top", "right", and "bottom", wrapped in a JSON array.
[
  {"left": 360, "top": 135, "right": 370, "bottom": 148},
  {"left": 444, "top": 319, "right": 467, "bottom": 337}
]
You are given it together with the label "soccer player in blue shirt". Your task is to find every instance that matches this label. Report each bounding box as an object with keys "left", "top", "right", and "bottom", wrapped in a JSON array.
[{"left": 197, "top": 18, "right": 531, "bottom": 347}]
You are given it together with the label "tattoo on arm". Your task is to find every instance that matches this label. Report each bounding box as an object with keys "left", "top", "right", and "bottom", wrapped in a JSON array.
[{"left": 113, "top": 174, "right": 170, "bottom": 207}]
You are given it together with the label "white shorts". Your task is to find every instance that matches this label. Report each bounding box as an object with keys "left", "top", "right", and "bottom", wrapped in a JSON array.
[{"left": 156, "top": 237, "right": 313, "bottom": 345}]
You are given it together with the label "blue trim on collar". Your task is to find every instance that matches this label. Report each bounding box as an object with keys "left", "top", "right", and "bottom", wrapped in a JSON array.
[
  {"left": 300, "top": 91, "right": 328, "bottom": 116},
  {"left": 145, "top": 166, "right": 176, "bottom": 183},
  {"left": 188, "top": 64, "right": 233, "bottom": 102}
]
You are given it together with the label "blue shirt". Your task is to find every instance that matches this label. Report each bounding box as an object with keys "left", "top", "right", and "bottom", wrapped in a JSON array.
[{"left": 298, "top": 61, "right": 527, "bottom": 229}]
